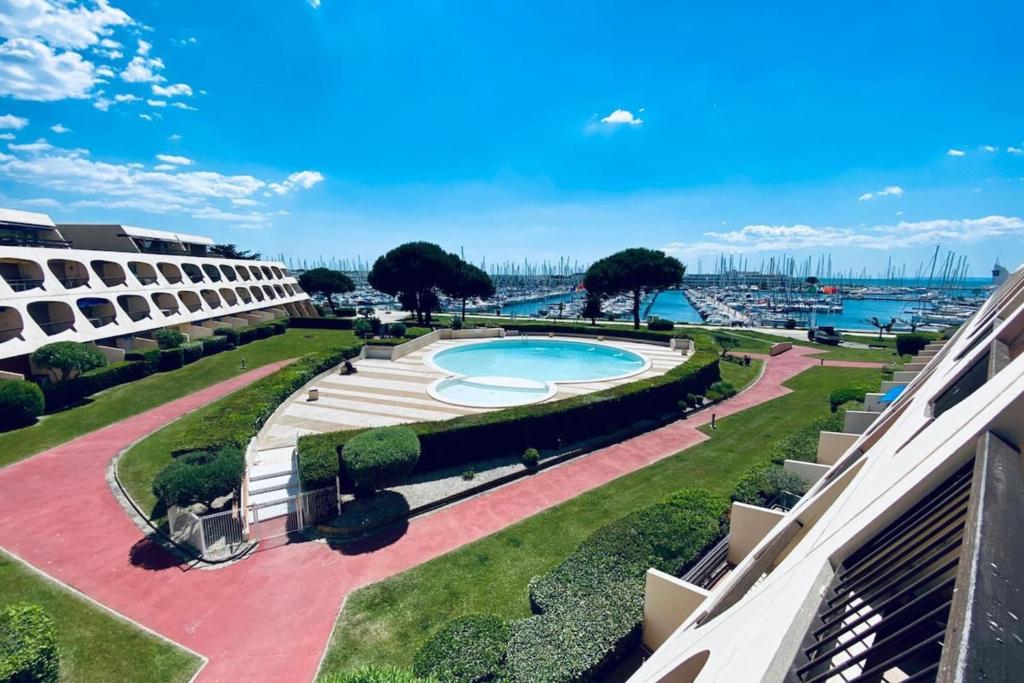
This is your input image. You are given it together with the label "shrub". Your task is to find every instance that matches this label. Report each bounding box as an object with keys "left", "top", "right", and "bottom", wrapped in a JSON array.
[
  {"left": 200, "top": 335, "right": 232, "bottom": 355},
  {"left": 768, "top": 411, "right": 845, "bottom": 464},
  {"left": 298, "top": 337, "right": 720, "bottom": 479},
  {"left": 521, "top": 447, "right": 540, "bottom": 468},
  {"left": 214, "top": 327, "right": 240, "bottom": 346},
  {"left": 708, "top": 380, "right": 737, "bottom": 399},
  {"left": 0, "top": 380, "right": 45, "bottom": 430},
  {"left": 320, "top": 665, "right": 432, "bottom": 683},
  {"left": 154, "top": 328, "right": 186, "bottom": 349},
  {"left": 646, "top": 316, "right": 674, "bottom": 331},
  {"left": 40, "top": 360, "right": 149, "bottom": 411},
  {"left": 386, "top": 322, "right": 407, "bottom": 338},
  {"left": 175, "top": 344, "right": 364, "bottom": 456},
  {"left": 342, "top": 426, "right": 421, "bottom": 491},
  {"left": 337, "top": 306, "right": 357, "bottom": 318},
  {"left": 152, "top": 447, "right": 245, "bottom": 507},
  {"left": 895, "top": 332, "right": 936, "bottom": 356},
  {"left": 685, "top": 392, "right": 699, "bottom": 408},
  {"left": 254, "top": 324, "right": 274, "bottom": 340},
  {"left": 502, "top": 489, "right": 725, "bottom": 682},
  {"left": 182, "top": 341, "right": 204, "bottom": 365},
  {"left": 413, "top": 615, "right": 510, "bottom": 683},
  {"left": 272, "top": 319, "right": 289, "bottom": 334},
  {"left": 732, "top": 464, "right": 809, "bottom": 508},
  {"left": 828, "top": 385, "right": 872, "bottom": 412},
  {"left": 353, "top": 318, "right": 373, "bottom": 337},
  {"left": 0, "top": 602, "right": 59, "bottom": 683},
  {"left": 31, "top": 341, "right": 106, "bottom": 381},
  {"left": 158, "top": 347, "right": 185, "bottom": 371},
  {"left": 450, "top": 316, "right": 464, "bottom": 331},
  {"left": 461, "top": 469, "right": 475, "bottom": 481},
  {"left": 125, "top": 347, "right": 160, "bottom": 374}
]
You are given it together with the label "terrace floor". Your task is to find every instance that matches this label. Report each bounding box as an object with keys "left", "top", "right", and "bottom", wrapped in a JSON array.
[{"left": 257, "top": 336, "right": 688, "bottom": 450}]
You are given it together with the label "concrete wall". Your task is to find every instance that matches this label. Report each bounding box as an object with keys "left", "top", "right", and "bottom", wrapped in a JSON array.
[
  {"left": 892, "top": 370, "right": 919, "bottom": 383},
  {"left": 817, "top": 431, "right": 859, "bottom": 465},
  {"left": 843, "top": 410, "right": 879, "bottom": 435},
  {"left": 864, "top": 393, "right": 885, "bottom": 412},
  {"left": 92, "top": 343, "right": 125, "bottom": 363},
  {"left": 784, "top": 459, "right": 831, "bottom": 487},
  {"left": 727, "top": 502, "right": 786, "bottom": 565},
  {"left": 770, "top": 341, "right": 793, "bottom": 356},
  {"left": 642, "top": 570, "right": 710, "bottom": 651}
]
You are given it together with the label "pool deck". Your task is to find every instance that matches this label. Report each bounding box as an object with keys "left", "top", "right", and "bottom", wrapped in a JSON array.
[{"left": 257, "top": 336, "right": 688, "bottom": 450}]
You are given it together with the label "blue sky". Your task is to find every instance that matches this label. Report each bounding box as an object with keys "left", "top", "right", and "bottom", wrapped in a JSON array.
[{"left": 0, "top": 0, "right": 1022, "bottom": 275}]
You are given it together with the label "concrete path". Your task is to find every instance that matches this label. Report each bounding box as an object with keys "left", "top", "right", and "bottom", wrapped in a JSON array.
[{"left": 0, "top": 347, "right": 882, "bottom": 682}]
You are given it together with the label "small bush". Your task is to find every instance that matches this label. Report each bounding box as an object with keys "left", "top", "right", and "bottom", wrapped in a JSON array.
[
  {"left": 182, "top": 341, "right": 204, "bottom": 365},
  {"left": 708, "top": 380, "right": 737, "bottom": 399},
  {"left": 200, "top": 335, "right": 231, "bottom": 355},
  {"left": 521, "top": 447, "right": 540, "bottom": 468},
  {"left": 685, "top": 393, "right": 699, "bottom": 408},
  {"left": 413, "top": 615, "right": 510, "bottom": 683},
  {"left": 320, "top": 665, "right": 432, "bottom": 683},
  {"left": 152, "top": 447, "right": 245, "bottom": 507},
  {"left": 646, "top": 317, "right": 674, "bottom": 331},
  {"left": 386, "top": 322, "right": 407, "bottom": 338},
  {"left": 125, "top": 347, "right": 160, "bottom": 374},
  {"left": 158, "top": 347, "right": 185, "bottom": 371},
  {"left": 342, "top": 426, "right": 421, "bottom": 491},
  {"left": 31, "top": 341, "right": 106, "bottom": 381},
  {"left": 895, "top": 332, "right": 936, "bottom": 357},
  {"left": 214, "top": 327, "right": 240, "bottom": 346},
  {"left": 337, "top": 306, "right": 357, "bottom": 318},
  {"left": 828, "top": 385, "right": 872, "bottom": 412},
  {"left": 0, "top": 380, "right": 44, "bottom": 430},
  {"left": 353, "top": 318, "right": 373, "bottom": 337},
  {"left": 0, "top": 602, "right": 59, "bottom": 683},
  {"left": 461, "top": 469, "right": 475, "bottom": 481},
  {"left": 154, "top": 328, "right": 186, "bottom": 349},
  {"left": 450, "top": 316, "right": 464, "bottom": 331},
  {"left": 732, "top": 464, "right": 809, "bottom": 507}
]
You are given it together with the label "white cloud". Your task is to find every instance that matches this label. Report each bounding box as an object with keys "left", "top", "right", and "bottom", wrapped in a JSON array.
[
  {"left": 309, "top": 0, "right": 322, "bottom": 7},
  {"left": 155, "top": 153, "right": 193, "bottom": 166},
  {"left": 153, "top": 163, "right": 175, "bottom": 171},
  {"left": 99, "top": 38, "right": 120, "bottom": 49},
  {"left": 151, "top": 82, "right": 191, "bottom": 97},
  {"left": 858, "top": 185, "right": 904, "bottom": 201},
  {"left": 168, "top": 133, "right": 182, "bottom": 141},
  {"left": 50, "top": 122, "right": 70, "bottom": 133},
  {"left": 137, "top": 38, "right": 151, "bottom": 55},
  {"left": 0, "top": 113, "right": 28, "bottom": 129},
  {"left": 146, "top": 98, "right": 166, "bottom": 107},
  {"left": 268, "top": 169, "right": 325, "bottom": 194},
  {"left": 138, "top": 112, "right": 153, "bottom": 121},
  {"left": 0, "top": 0, "right": 132, "bottom": 50},
  {"left": 9, "top": 137, "right": 53, "bottom": 152},
  {"left": 947, "top": 148, "right": 966, "bottom": 157},
  {"left": 114, "top": 92, "right": 139, "bottom": 102},
  {"left": 120, "top": 39, "right": 164, "bottom": 83},
  {"left": 0, "top": 37, "right": 96, "bottom": 100},
  {"left": 170, "top": 101, "right": 197, "bottom": 111},
  {"left": 19, "top": 196, "right": 59, "bottom": 207},
  {"left": 983, "top": 145, "right": 998, "bottom": 152},
  {"left": 600, "top": 108, "right": 643, "bottom": 126},
  {"left": 662, "top": 215, "right": 1024, "bottom": 258},
  {"left": 0, "top": 132, "right": 13, "bottom": 140},
  {"left": 94, "top": 64, "right": 113, "bottom": 77},
  {"left": 1008, "top": 146, "right": 1023, "bottom": 156}
]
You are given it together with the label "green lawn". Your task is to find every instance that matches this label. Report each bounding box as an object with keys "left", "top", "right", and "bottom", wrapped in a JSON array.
[
  {"left": 317, "top": 364, "right": 879, "bottom": 677},
  {"left": 0, "top": 550, "right": 201, "bottom": 682},
  {"left": 719, "top": 357, "right": 761, "bottom": 390},
  {"left": 0, "top": 328, "right": 357, "bottom": 470}
]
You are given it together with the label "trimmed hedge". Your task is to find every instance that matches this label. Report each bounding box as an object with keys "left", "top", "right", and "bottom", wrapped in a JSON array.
[
  {"left": 895, "top": 332, "right": 938, "bottom": 356},
  {"left": 500, "top": 321, "right": 683, "bottom": 343},
  {"left": 828, "top": 385, "right": 873, "bottom": 412},
  {"left": 0, "top": 380, "right": 44, "bottom": 431},
  {"left": 0, "top": 602, "right": 59, "bottom": 683},
  {"left": 154, "top": 328, "right": 186, "bottom": 349},
  {"left": 342, "top": 426, "right": 421, "bottom": 491},
  {"left": 320, "top": 666, "right": 433, "bottom": 683},
  {"left": 646, "top": 316, "right": 674, "bottom": 331},
  {"left": 173, "top": 343, "right": 364, "bottom": 454},
  {"left": 508, "top": 489, "right": 724, "bottom": 682},
  {"left": 152, "top": 447, "right": 245, "bottom": 507},
  {"left": 125, "top": 347, "right": 161, "bottom": 374},
  {"left": 412, "top": 615, "right": 510, "bottom": 683},
  {"left": 201, "top": 335, "right": 231, "bottom": 354},
  {"left": 182, "top": 341, "right": 204, "bottom": 365},
  {"left": 214, "top": 327, "right": 241, "bottom": 346},
  {"left": 731, "top": 463, "right": 809, "bottom": 507},
  {"left": 298, "top": 336, "right": 720, "bottom": 486},
  {"left": 768, "top": 411, "right": 845, "bottom": 465},
  {"left": 290, "top": 316, "right": 355, "bottom": 330},
  {"left": 158, "top": 347, "right": 185, "bottom": 371},
  {"left": 41, "top": 359, "right": 148, "bottom": 411}
]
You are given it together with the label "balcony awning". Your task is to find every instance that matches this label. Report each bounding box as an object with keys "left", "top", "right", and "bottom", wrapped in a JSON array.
[{"left": 879, "top": 384, "right": 907, "bottom": 404}]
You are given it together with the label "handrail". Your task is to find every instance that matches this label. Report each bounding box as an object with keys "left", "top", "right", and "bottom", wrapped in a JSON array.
[{"left": 2, "top": 277, "right": 44, "bottom": 291}]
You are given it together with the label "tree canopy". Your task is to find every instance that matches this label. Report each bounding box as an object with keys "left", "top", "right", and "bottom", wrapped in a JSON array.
[
  {"left": 31, "top": 341, "right": 107, "bottom": 382},
  {"left": 446, "top": 259, "right": 495, "bottom": 319},
  {"left": 369, "top": 242, "right": 458, "bottom": 324},
  {"left": 210, "top": 244, "right": 261, "bottom": 260},
  {"left": 298, "top": 267, "right": 354, "bottom": 314},
  {"left": 582, "top": 248, "right": 685, "bottom": 329}
]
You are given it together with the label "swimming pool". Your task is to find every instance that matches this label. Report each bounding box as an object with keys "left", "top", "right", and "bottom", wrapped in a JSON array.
[{"left": 426, "top": 338, "right": 650, "bottom": 407}]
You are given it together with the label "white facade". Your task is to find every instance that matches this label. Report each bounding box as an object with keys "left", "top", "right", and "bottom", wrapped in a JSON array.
[
  {"left": 632, "top": 263, "right": 1024, "bottom": 682},
  {"left": 0, "top": 210, "right": 315, "bottom": 367}
]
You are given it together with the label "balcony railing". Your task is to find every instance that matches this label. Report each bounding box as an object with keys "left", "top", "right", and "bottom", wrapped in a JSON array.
[
  {"left": 125, "top": 310, "right": 151, "bottom": 322},
  {"left": 98, "top": 276, "right": 126, "bottom": 286},
  {"left": 0, "top": 326, "right": 24, "bottom": 341},
  {"left": 56, "top": 276, "right": 89, "bottom": 289},
  {"left": 3, "top": 277, "right": 45, "bottom": 292},
  {"left": 37, "top": 320, "right": 75, "bottom": 334},
  {"left": 159, "top": 307, "right": 180, "bottom": 316},
  {"left": 134, "top": 276, "right": 159, "bottom": 285},
  {"left": 87, "top": 314, "right": 116, "bottom": 327},
  {"left": 0, "top": 234, "right": 70, "bottom": 249}
]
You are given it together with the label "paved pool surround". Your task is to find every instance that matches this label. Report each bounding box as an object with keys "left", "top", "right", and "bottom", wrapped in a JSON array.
[{"left": 257, "top": 335, "right": 688, "bottom": 450}]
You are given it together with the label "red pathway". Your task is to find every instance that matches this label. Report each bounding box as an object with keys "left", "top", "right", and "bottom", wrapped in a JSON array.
[{"left": 0, "top": 348, "right": 881, "bottom": 682}]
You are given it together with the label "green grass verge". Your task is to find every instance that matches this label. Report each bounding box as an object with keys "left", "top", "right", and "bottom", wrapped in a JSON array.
[
  {"left": 0, "top": 550, "right": 201, "bottom": 682},
  {"left": 0, "top": 328, "right": 357, "bottom": 470},
  {"left": 316, "top": 364, "right": 879, "bottom": 677},
  {"left": 718, "top": 358, "right": 761, "bottom": 391}
]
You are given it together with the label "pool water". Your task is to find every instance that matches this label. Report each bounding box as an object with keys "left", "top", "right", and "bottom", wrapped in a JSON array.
[{"left": 427, "top": 338, "right": 649, "bottom": 408}]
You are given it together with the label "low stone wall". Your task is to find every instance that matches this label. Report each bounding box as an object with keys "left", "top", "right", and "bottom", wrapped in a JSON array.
[
  {"left": 769, "top": 341, "right": 793, "bottom": 356},
  {"left": 364, "top": 327, "right": 505, "bottom": 361}
]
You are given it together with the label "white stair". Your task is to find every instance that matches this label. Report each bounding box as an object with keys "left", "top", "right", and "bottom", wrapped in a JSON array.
[{"left": 246, "top": 446, "right": 300, "bottom": 521}]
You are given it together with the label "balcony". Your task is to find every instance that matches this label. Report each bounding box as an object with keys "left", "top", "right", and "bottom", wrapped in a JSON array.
[
  {"left": 0, "top": 230, "right": 70, "bottom": 249},
  {"left": 1, "top": 258, "right": 47, "bottom": 293},
  {"left": 28, "top": 301, "right": 76, "bottom": 335},
  {"left": 0, "top": 306, "right": 24, "bottom": 343},
  {"left": 90, "top": 260, "right": 127, "bottom": 287}
]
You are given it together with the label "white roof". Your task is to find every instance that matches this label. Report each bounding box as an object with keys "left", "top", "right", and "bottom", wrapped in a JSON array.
[
  {"left": 0, "top": 207, "right": 56, "bottom": 228},
  {"left": 122, "top": 225, "right": 215, "bottom": 246}
]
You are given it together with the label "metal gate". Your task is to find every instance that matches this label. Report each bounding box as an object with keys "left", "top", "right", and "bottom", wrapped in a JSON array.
[{"left": 246, "top": 485, "right": 340, "bottom": 547}]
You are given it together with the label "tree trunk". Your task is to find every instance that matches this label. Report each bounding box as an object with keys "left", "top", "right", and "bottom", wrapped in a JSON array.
[
  {"left": 326, "top": 293, "right": 336, "bottom": 314},
  {"left": 415, "top": 293, "right": 423, "bottom": 325},
  {"left": 632, "top": 289, "right": 641, "bottom": 330},
  {"left": 461, "top": 297, "right": 467, "bottom": 320},
  {"left": 423, "top": 291, "right": 433, "bottom": 325}
]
